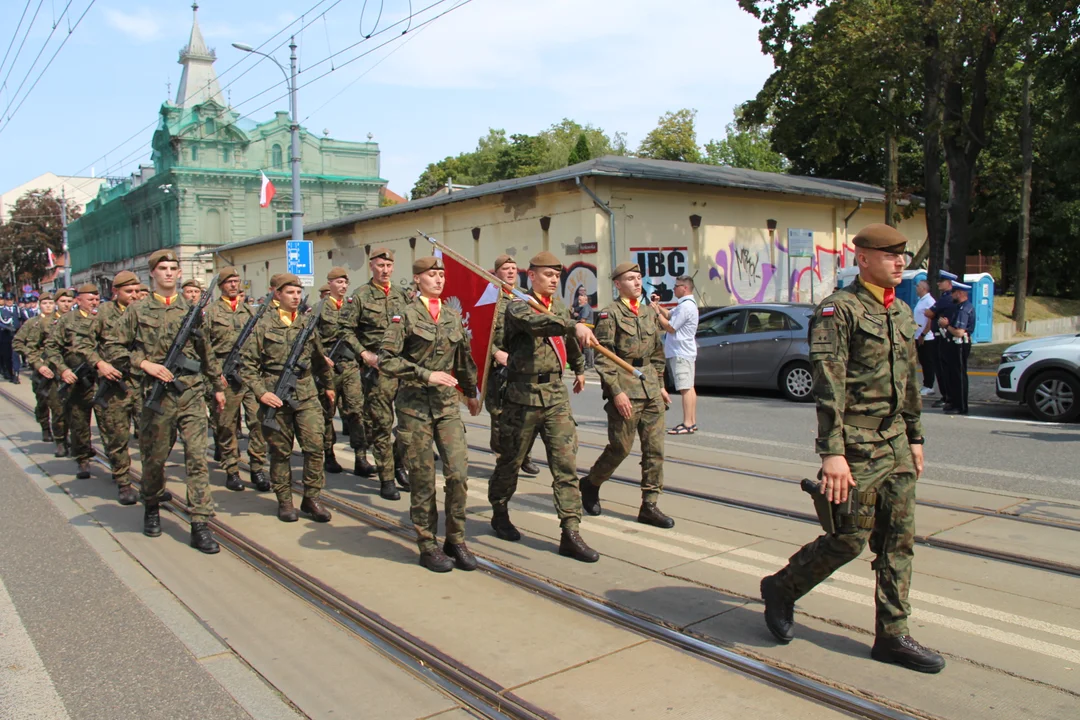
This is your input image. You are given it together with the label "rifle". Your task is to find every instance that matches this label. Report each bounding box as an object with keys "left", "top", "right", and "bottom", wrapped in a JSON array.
[
  {"left": 222, "top": 291, "right": 273, "bottom": 391},
  {"left": 144, "top": 287, "right": 215, "bottom": 414},
  {"left": 263, "top": 298, "right": 325, "bottom": 432},
  {"left": 93, "top": 377, "right": 129, "bottom": 409},
  {"left": 58, "top": 362, "right": 93, "bottom": 404}
]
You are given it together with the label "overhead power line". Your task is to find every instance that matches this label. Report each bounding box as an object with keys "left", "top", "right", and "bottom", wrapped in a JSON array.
[
  {"left": 0, "top": 0, "right": 76, "bottom": 131},
  {"left": 0, "top": 0, "right": 45, "bottom": 94},
  {"left": 0, "top": 1, "right": 35, "bottom": 81}
]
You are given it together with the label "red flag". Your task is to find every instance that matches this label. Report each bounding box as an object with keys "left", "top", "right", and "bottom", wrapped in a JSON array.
[
  {"left": 435, "top": 249, "right": 500, "bottom": 398},
  {"left": 259, "top": 171, "right": 276, "bottom": 208}
]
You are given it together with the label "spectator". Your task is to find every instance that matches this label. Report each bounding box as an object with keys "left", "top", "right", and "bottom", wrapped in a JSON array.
[
  {"left": 571, "top": 286, "right": 595, "bottom": 369},
  {"left": 913, "top": 280, "right": 937, "bottom": 397},
  {"left": 653, "top": 276, "right": 698, "bottom": 434}
]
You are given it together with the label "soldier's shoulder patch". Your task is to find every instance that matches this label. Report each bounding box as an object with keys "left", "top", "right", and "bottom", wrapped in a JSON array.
[
  {"left": 821, "top": 305, "right": 835, "bottom": 317},
  {"left": 346, "top": 297, "right": 354, "bottom": 304},
  {"left": 391, "top": 315, "right": 401, "bottom": 323},
  {"left": 598, "top": 312, "right": 609, "bottom": 320}
]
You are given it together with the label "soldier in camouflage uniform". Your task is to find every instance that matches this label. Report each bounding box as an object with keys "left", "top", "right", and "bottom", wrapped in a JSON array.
[
  {"left": 104, "top": 249, "right": 225, "bottom": 554},
  {"left": 182, "top": 278, "right": 203, "bottom": 304},
  {"left": 46, "top": 290, "right": 75, "bottom": 455},
  {"left": 240, "top": 273, "right": 334, "bottom": 523},
  {"left": 79, "top": 272, "right": 141, "bottom": 505},
  {"left": 317, "top": 267, "right": 374, "bottom": 477},
  {"left": 380, "top": 256, "right": 482, "bottom": 573},
  {"left": 487, "top": 251, "right": 599, "bottom": 563},
  {"left": 44, "top": 283, "right": 101, "bottom": 480},
  {"left": 353, "top": 248, "right": 410, "bottom": 500},
  {"left": 580, "top": 262, "right": 674, "bottom": 528},
  {"left": 13, "top": 292, "right": 57, "bottom": 441},
  {"left": 760, "top": 224, "right": 944, "bottom": 674},
  {"left": 206, "top": 267, "right": 270, "bottom": 493}
]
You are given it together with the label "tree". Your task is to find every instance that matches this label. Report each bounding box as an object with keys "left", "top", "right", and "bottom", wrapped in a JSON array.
[
  {"left": 0, "top": 189, "right": 80, "bottom": 287},
  {"left": 637, "top": 109, "right": 703, "bottom": 163},
  {"left": 492, "top": 134, "right": 550, "bottom": 180},
  {"left": 536, "top": 119, "right": 623, "bottom": 170},
  {"left": 566, "top": 133, "right": 593, "bottom": 166},
  {"left": 703, "top": 110, "right": 789, "bottom": 172}
]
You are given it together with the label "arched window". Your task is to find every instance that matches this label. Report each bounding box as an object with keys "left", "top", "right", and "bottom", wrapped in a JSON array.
[
  {"left": 191, "top": 145, "right": 199, "bottom": 161},
  {"left": 205, "top": 117, "right": 216, "bottom": 135},
  {"left": 271, "top": 144, "right": 283, "bottom": 169},
  {"left": 222, "top": 147, "right": 230, "bottom": 164}
]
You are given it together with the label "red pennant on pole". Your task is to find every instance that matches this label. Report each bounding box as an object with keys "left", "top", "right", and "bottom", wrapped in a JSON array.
[{"left": 434, "top": 250, "right": 500, "bottom": 397}]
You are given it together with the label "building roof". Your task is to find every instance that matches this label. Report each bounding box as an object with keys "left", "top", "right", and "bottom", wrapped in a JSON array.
[{"left": 204, "top": 155, "right": 898, "bottom": 255}]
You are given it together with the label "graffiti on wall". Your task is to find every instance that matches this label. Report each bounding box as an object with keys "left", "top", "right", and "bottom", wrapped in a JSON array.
[{"left": 517, "top": 260, "right": 599, "bottom": 308}]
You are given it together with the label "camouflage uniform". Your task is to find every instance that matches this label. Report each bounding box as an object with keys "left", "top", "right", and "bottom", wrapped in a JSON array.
[
  {"left": 240, "top": 306, "right": 332, "bottom": 501},
  {"left": 43, "top": 310, "right": 98, "bottom": 463},
  {"left": 13, "top": 313, "right": 55, "bottom": 435},
  {"left": 103, "top": 294, "right": 223, "bottom": 520},
  {"left": 80, "top": 300, "right": 134, "bottom": 486},
  {"left": 381, "top": 296, "right": 478, "bottom": 551},
  {"left": 353, "top": 279, "right": 410, "bottom": 484},
  {"left": 771, "top": 279, "right": 923, "bottom": 639},
  {"left": 206, "top": 296, "right": 267, "bottom": 476},
  {"left": 488, "top": 292, "right": 585, "bottom": 529},
  {"left": 316, "top": 295, "right": 367, "bottom": 455},
  {"left": 583, "top": 298, "right": 667, "bottom": 501}
]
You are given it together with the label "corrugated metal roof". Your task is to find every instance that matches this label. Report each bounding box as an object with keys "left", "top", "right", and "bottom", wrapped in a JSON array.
[{"left": 201, "top": 156, "right": 893, "bottom": 256}]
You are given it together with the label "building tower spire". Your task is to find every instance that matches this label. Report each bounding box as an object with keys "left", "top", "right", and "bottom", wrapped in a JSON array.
[{"left": 175, "top": 2, "right": 224, "bottom": 108}]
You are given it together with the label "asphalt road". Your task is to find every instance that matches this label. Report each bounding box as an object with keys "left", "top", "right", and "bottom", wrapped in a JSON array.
[{"left": 568, "top": 372, "right": 1080, "bottom": 502}]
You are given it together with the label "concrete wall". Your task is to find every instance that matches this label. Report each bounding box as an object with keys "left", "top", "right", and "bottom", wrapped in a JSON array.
[{"left": 993, "top": 315, "right": 1080, "bottom": 344}]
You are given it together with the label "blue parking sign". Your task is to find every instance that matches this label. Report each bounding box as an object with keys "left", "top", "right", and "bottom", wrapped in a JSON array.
[{"left": 286, "top": 240, "right": 313, "bottom": 276}]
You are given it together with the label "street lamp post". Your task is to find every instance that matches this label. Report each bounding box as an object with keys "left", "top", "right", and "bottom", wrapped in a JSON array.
[{"left": 233, "top": 38, "right": 303, "bottom": 244}]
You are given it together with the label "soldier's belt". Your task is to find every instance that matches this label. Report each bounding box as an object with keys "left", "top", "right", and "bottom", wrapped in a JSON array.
[
  {"left": 843, "top": 413, "right": 899, "bottom": 432},
  {"left": 508, "top": 372, "right": 561, "bottom": 384},
  {"left": 629, "top": 358, "right": 645, "bottom": 367}
]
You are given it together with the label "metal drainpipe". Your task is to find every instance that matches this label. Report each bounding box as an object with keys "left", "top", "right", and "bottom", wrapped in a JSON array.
[
  {"left": 575, "top": 176, "right": 616, "bottom": 276},
  {"left": 843, "top": 199, "right": 864, "bottom": 241}
]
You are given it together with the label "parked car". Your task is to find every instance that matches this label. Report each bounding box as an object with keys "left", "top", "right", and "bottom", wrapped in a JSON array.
[
  {"left": 693, "top": 303, "right": 816, "bottom": 402},
  {"left": 995, "top": 333, "right": 1080, "bottom": 422}
]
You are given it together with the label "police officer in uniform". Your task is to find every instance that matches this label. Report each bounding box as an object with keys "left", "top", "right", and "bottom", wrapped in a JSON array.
[
  {"left": 929, "top": 271, "right": 958, "bottom": 409},
  {"left": 943, "top": 282, "right": 975, "bottom": 415},
  {"left": 760, "top": 224, "right": 945, "bottom": 673},
  {"left": 580, "top": 262, "right": 674, "bottom": 528},
  {"left": 381, "top": 255, "right": 482, "bottom": 572},
  {"left": 13, "top": 292, "right": 57, "bottom": 439},
  {"left": 0, "top": 291, "right": 21, "bottom": 382}
]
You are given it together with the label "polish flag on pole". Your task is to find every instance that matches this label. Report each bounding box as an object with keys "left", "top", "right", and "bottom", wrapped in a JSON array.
[
  {"left": 259, "top": 171, "right": 276, "bottom": 208},
  {"left": 433, "top": 249, "right": 500, "bottom": 399},
  {"left": 46, "top": 248, "right": 56, "bottom": 269}
]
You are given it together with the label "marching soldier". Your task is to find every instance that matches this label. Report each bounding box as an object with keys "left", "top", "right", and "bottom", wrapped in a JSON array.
[
  {"left": 47, "top": 290, "right": 75, "bottom": 456},
  {"left": 317, "top": 267, "right": 374, "bottom": 476},
  {"left": 104, "top": 249, "right": 226, "bottom": 554},
  {"left": 484, "top": 254, "right": 540, "bottom": 477},
  {"left": 318, "top": 283, "right": 332, "bottom": 300},
  {"left": 44, "top": 283, "right": 101, "bottom": 480},
  {"left": 353, "top": 248, "right": 410, "bottom": 500},
  {"left": 240, "top": 273, "right": 334, "bottom": 523},
  {"left": 80, "top": 272, "right": 140, "bottom": 504},
  {"left": 487, "top": 251, "right": 599, "bottom": 563},
  {"left": 13, "top": 292, "right": 57, "bottom": 440},
  {"left": 182, "top": 278, "right": 203, "bottom": 304},
  {"left": 760, "top": 224, "right": 944, "bottom": 673},
  {"left": 380, "top": 256, "right": 481, "bottom": 572},
  {"left": 580, "top": 262, "right": 674, "bottom": 528},
  {"left": 206, "top": 266, "right": 271, "bottom": 492}
]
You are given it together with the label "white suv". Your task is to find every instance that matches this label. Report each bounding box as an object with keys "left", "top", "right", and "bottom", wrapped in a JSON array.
[{"left": 996, "top": 334, "right": 1080, "bottom": 422}]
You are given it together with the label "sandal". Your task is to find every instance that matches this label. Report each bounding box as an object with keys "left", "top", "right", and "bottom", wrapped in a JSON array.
[
  {"left": 668, "top": 424, "right": 692, "bottom": 435},
  {"left": 687, "top": 425, "right": 698, "bottom": 434}
]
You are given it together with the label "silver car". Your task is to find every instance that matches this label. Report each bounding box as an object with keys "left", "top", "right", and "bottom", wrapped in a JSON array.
[{"left": 694, "top": 303, "right": 815, "bottom": 402}]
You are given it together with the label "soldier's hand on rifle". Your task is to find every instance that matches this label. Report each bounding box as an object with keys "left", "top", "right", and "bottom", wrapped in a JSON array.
[
  {"left": 910, "top": 444, "right": 924, "bottom": 479},
  {"left": 574, "top": 323, "right": 598, "bottom": 349},
  {"left": 324, "top": 356, "right": 335, "bottom": 369},
  {"left": 260, "top": 391, "right": 283, "bottom": 408},
  {"left": 573, "top": 374, "right": 586, "bottom": 394},
  {"left": 428, "top": 371, "right": 458, "bottom": 388},
  {"left": 821, "top": 454, "right": 857, "bottom": 504},
  {"left": 325, "top": 389, "right": 336, "bottom": 405},
  {"left": 466, "top": 397, "right": 481, "bottom": 416},
  {"left": 214, "top": 391, "right": 225, "bottom": 413},
  {"left": 61, "top": 369, "right": 78, "bottom": 385},
  {"left": 613, "top": 391, "right": 633, "bottom": 419},
  {"left": 140, "top": 361, "right": 174, "bottom": 383},
  {"left": 96, "top": 361, "right": 122, "bottom": 381},
  {"left": 361, "top": 350, "right": 379, "bottom": 368},
  {"left": 494, "top": 350, "right": 509, "bottom": 366},
  {"left": 37, "top": 365, "right": 54, "bottom": 379}
]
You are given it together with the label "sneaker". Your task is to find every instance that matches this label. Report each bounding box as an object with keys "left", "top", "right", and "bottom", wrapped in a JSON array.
[{"left": 920, "top": 387, "right": 934, "bottom": 396}]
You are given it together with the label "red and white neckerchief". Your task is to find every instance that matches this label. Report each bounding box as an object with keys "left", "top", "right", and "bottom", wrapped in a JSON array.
[
  {"left": 883, "top": 288, "right": 896, "bottom": 309},
  {"left": 228, "top": 297, "right": 239, "bottom": 312},
  {"left": 535, "top": 294, "right": 567, "bottom": 367},
  {"left": 426, "top": 297, "right": 441, "bottom": 323},
  {"left": 332, "top": 297, "right": 343, "bottom": 310}
]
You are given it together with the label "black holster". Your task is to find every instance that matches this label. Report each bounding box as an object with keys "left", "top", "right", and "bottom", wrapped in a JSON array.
[{"left": 801, "top": 475, "right": 876, "bottom": 535}]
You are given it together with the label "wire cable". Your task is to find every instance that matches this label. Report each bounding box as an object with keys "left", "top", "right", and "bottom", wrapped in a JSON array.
[
  {"left": 0, "top": 0, "right": 74, "bottom": 127},
  {"left": 0, "top": 0, "right": 44, "bottom": 94},
  {"left": 0, "top": 0, "right": 35, "bottom": 80}
]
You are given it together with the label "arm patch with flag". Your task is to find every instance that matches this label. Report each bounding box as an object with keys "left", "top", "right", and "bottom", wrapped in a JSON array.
[{"left": 821, "top": 306, "right": 835, "bottom": 317}]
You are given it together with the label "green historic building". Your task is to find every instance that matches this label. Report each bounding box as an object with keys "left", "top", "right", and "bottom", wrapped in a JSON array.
[{"left": 69, "top": 4, "right": 386, "bottom": 291}]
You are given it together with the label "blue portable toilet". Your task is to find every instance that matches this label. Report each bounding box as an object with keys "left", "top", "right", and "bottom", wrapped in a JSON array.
[
  {"left": 896, "top": 270, "right": 927, "bottom": 310},
  {"left": 963, "top": 272, "right": 994, "bottom": 343}
]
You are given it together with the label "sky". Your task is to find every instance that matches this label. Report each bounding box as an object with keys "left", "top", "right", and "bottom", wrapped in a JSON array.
[{"left": 0, "top": 0, "right": 777, "bottom": 202}]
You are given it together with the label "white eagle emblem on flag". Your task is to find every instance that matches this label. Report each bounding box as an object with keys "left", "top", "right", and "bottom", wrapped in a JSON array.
[{"left": 444, "top": 296, "right": 473, "bottom": 342}]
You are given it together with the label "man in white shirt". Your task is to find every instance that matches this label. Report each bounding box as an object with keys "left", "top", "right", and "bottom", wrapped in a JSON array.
[
  {"left": 913, "top": 280, "right": 937, "bottom": 396},
  {"left": 653, "top": 276, "right": 698, "bottom": 434}
]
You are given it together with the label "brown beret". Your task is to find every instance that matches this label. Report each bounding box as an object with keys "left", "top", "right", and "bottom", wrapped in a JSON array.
[
  {"left": 54, "top": 289, "right": 73, "bottom": 299},
  {"left": 318, "top": 284, "right": 331, "bottom": 294},
  {"left": 181, "top": 278, "right": 202, "bottom": 290},
  {"left": 77, "top": 283, "right": 99, "bottom": 295},
  {"left": 852, "top": 224, "right": 908, "bottom": 253},
  {"left": 137, "top": 284, "right": 149, "bottom": 292},
  {"left": 369, "top": 247, "right": 394, "bottom": 261},
  {"left": 148, "top": 249, "right": 179, "bottom": 269},
  {"left": 529, "top": 251, "right": 562, "bottom": 270},
  {"left": 327, "top": 266, "right": 349, "bottom": 280},
  {"left": 412, "top": 255, "right": 444, "bottom": 275},
  {"left": 112, "top": 270, "right": 139, "bottom": 288},
  {"left": 276, "top": 273, "right": 302, "bottom": 289},
  {"left": 216, "top": 266, "right": 240, "bottom": 287},
  {"left": 493, "top": 254, "right": 515, "bottom": 271},
  {"left": 38, "top": 292, "right": 53, "bottom": 301},
  {"left": 268, "top": 273, "right": 286, "bottom": 290},
  {"left": 610, "top": 261, "right": 641, "bottom": 280}
]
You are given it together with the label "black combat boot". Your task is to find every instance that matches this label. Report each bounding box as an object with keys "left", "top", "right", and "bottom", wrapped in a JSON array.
[
  {"left": 278, "top": 498, "right": 298, "bottom": 522},
  {"left": 41, "top": 427, "right": 52, "bottom": 443},
  {"left": 520, "top": 457, "right": 540, "bottom": 476},
  {"left": 325, "top": 451, "right": 343, "bottom": 474},
  {"left": 75, "top": 460, "right": 91, "bottom": 479},
  {"left": 490, "top": 508, "right": 521, "bottom": 541},
  {"left": 443, "top": 541, "right": 478, "bottom": 571},
  {"left": 189, "top": 522, "right": 220, "bottom": 554},
  {"left": 871, "top": 635, "right": 946, "bottom": 673},
  {"left": 354, "top": 452, "right": 375, "bottom": 477},
  {"left": 300, "top": 496, "right": 332, "bottom": 522},
  {"left": 419, "top": 546, "right": 454, "bottom": 573},
  {"left": 225, "top": 472, "right": 245, "bottom": 492},
  {"left": 638, "top": 502, "right": 675, "bottom": 529},
  {"left": 54, "top": 441, "right": 68, "bottom": 457},
  {"left": 379, "top": 479, "right": 400, "bottom": 501},
  {"left": 760, "top": 574, "right": 795, "bottom": 644},
  {"left": 213, "top": 443, "right": 222, "bottom": 463},
  {"left": 581, "top": 478, "right": 601, "bottom": 516},
  {"left": 395, "top": 464, "right": 410, "bottom": 492},
  {"left": 143, "top": 503, "right": 162, "bottom": 538},
  {"left": 558, "top": 528, "right": 600, "bottom": 563},
  {"left": 250, "top": 470, "right": 271, "bottom": 492},
  {"left": 117, "top": 484, "right": 138, "bottom": 506}
]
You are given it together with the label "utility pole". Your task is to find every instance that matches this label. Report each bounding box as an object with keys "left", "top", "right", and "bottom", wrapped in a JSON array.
[{"left": 1015, "top": 57, "right": 1033, "bottom": 333}]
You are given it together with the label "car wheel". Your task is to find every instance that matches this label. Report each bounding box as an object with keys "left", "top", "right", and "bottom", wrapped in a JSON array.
[
  {"left": 1024, "top": 370, "right": 1080, "bottom": 423},
  {"left": 780, "top": 361, "right": 813, "bottom": 403}
]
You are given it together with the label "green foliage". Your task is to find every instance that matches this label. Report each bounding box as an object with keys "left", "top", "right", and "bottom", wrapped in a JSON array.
[
  {"left": 492, "top": 134, "right": 550, "bottom": 181},
  {"left": 566, "top": 133, "right": 593, "bottom": 166},
  {"left": 703, "top": 110, "right": 789, "bottom": 173},
  {"left": 0, "top": 189, "right": 82, "bottom": 286},
  {"left": 637, "top": 109, "right": 703, "bottom": 163}
]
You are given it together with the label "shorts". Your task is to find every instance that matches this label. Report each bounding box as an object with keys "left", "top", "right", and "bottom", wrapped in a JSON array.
[{"left": 667, "top": 356, "right": 695, "bottom": 391}]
